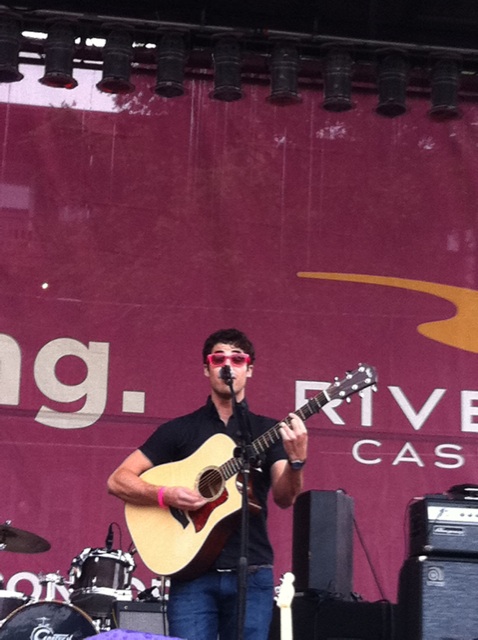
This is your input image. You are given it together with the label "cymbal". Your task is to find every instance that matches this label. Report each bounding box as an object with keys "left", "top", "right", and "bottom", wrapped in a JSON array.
[{"left": 0, "top": 522, "right": 51, "bottom": 554}]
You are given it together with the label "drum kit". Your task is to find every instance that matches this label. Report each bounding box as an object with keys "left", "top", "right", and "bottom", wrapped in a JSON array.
[{"left": 0, "top": 521, "right": 140, "bottom": 639}]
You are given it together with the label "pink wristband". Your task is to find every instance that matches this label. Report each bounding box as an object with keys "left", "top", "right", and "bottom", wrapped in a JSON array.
[{"left": 158, "top": 486, "right": 166, "bottom": 509}]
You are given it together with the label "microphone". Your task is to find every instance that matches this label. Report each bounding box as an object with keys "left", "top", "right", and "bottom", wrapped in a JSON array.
[
  {"left": 105, "top": 523, "right": 114, "bottom": 551},
  {"left": 219, "top": 365, "right": 234, "bottom": 384}
]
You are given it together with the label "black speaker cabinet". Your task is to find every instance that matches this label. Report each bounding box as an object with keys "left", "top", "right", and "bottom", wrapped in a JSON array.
[
  {"left": 398, "top": 555, "right": 478, "bottom": 640},
  {"left": 292, "top": 490, "right": 354, "bottom": 597},
  {"left": 268, "top": 593, "right": 397, "bottom": 640},
  {"left": 113, "top": 601, "right": 167, "bottom": 635}
]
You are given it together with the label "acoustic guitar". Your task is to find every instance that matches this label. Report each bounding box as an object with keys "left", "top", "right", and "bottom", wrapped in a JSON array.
[{"left": 125, "top": 364, "right": 377, "bottom": 579}]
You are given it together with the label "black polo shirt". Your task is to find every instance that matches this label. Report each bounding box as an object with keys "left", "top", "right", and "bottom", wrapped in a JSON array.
[{"left": 139, "top": 397, "right": 287, "bottom": 570}]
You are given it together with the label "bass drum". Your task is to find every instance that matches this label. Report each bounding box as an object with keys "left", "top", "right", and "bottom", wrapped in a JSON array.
[
  {"left": 0, "top": 590, "right": 28, "bottom": 621},
  {"left": 0, "top": 600, "right": 98, "bottom": 639}
]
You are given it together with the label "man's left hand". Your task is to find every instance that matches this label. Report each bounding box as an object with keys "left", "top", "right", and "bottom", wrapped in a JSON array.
[{"left": 279, "top": 413, "right": 308, "bottom": 462}]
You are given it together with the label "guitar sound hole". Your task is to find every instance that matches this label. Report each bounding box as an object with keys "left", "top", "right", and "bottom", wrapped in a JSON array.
[{"left": 197, "top": 467, "right": 224, "bottom": 500}]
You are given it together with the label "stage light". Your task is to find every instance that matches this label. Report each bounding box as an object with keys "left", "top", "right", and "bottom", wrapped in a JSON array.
[
  {"left": 153, "top": 32, "right": 186, "bottom": 98},
  {"left": 39, "top": 20, "right": 77, "bottom": 89},
  {"left": 96, "top": 26, "right": 135, "bottom": 94},
  {"left": 0, "top": 13, "right": 24, "bottom": 83},
  {"left": 322, "top": 47, "right": 353, "bottom": 112},
  {"left": 210, "top": 36, "right": 243, "bottom": 101},
  {"left": 429, "top": 57, "right": 461, "bottom": 120},
  {"left": 267, "top": 42, "right": 301, "bottom": 105},
  {"left": 375, "top": 51, "right": 408, "bottom": 117}
]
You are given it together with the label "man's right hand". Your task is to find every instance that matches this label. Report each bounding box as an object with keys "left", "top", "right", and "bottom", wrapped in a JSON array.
[{"left": 163, "top": 486, "right": 208, "bottom": 511}]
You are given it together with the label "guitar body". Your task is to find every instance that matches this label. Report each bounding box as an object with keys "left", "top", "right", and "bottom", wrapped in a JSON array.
[{"left": 125, "top": 433, "right": 249, "bottom": 579}]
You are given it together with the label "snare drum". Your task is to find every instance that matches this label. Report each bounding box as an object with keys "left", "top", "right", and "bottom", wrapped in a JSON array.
[
  {"left": 0, "top": 600, "right": 97, "bottom": 638},
  {"left": 69, "top": 548, "right": 135, "bottom": 618},
  {"left": 0, "top": 590, "right": 28, "bottom": 621}
]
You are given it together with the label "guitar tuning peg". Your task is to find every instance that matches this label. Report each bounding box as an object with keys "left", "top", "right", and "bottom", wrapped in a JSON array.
[{"left": 346, "top": 397, "right": 352, "bottom": 403}]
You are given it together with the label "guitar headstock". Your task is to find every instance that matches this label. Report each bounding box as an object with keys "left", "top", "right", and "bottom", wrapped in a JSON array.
[
  {"left": 326, "top": 363, "right": 377, "bottom": 403},
  {"left": 276, "top": 572, "right": 295, "bottom": 609}
]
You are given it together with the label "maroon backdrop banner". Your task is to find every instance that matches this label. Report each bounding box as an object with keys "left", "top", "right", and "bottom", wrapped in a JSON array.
[{"left": 1, "top": 65, "right": 478, "bottom": 607}]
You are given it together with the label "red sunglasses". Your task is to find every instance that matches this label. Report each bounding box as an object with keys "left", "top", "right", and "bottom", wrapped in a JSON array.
[{"left": 207, "top": 353, "right": 251, "bottom": 367}]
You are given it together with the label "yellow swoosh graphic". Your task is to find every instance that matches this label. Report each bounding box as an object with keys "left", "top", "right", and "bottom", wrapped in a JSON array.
[{"left": 298, "top": 272, "right": 478, "bottom": 353}]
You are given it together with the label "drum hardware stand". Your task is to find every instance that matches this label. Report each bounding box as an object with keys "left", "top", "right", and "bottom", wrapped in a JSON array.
[
  {"left": 92, "top": 613, "right": 114, "bottom": 633},
  {"left": 96, "top": 590, "right": 137, "bottom": 632},
  {"left": 153, "top": 575, "right": 169, "bottom": 600},
  {"left": 38, "top": 572, "right": 67, "bottom": 601},
  {"left": 138, "top": 576, "right": 169, "bottom": 603}
]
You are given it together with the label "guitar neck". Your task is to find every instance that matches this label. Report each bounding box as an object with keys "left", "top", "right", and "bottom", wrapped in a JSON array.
[
  {"left": 280, "top": 608, "right": 293, "bottom": 640},
  {"left": 277, "top": 572, "right": 295, "bottom": 640},
  {"left": 220, "top": 388, "right": 330, "bottom": 480},
  {"left": 220, "top": 363, "right": 376, "bottom": 481}
]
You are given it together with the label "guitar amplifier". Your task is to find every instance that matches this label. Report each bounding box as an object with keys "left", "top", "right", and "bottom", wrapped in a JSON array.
[
  {"left": 113, "top": 601, "right": 168, "bottom": 635},
  {"left": 409, "top": 496, "right": 478, "bottom": 558}
]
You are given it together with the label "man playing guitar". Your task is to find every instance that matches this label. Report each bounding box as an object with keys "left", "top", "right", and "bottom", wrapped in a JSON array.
[{"left": 107, "top": 328, "right": 308, "bottom": 640}]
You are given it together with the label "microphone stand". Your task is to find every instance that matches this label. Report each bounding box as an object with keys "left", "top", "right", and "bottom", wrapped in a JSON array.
[{"left": 224, "top": 370, "right": 256, "bottom": 640}]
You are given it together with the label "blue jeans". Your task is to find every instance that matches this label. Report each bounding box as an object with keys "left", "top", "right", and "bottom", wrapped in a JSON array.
[{"left": 167, "top": 567, "right": 274, "bottom": 640}]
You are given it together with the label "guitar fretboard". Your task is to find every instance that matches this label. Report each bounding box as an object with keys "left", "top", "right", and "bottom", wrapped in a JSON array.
[{"left": 220, "top": 388, "right": 331, "bottom": 480}]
